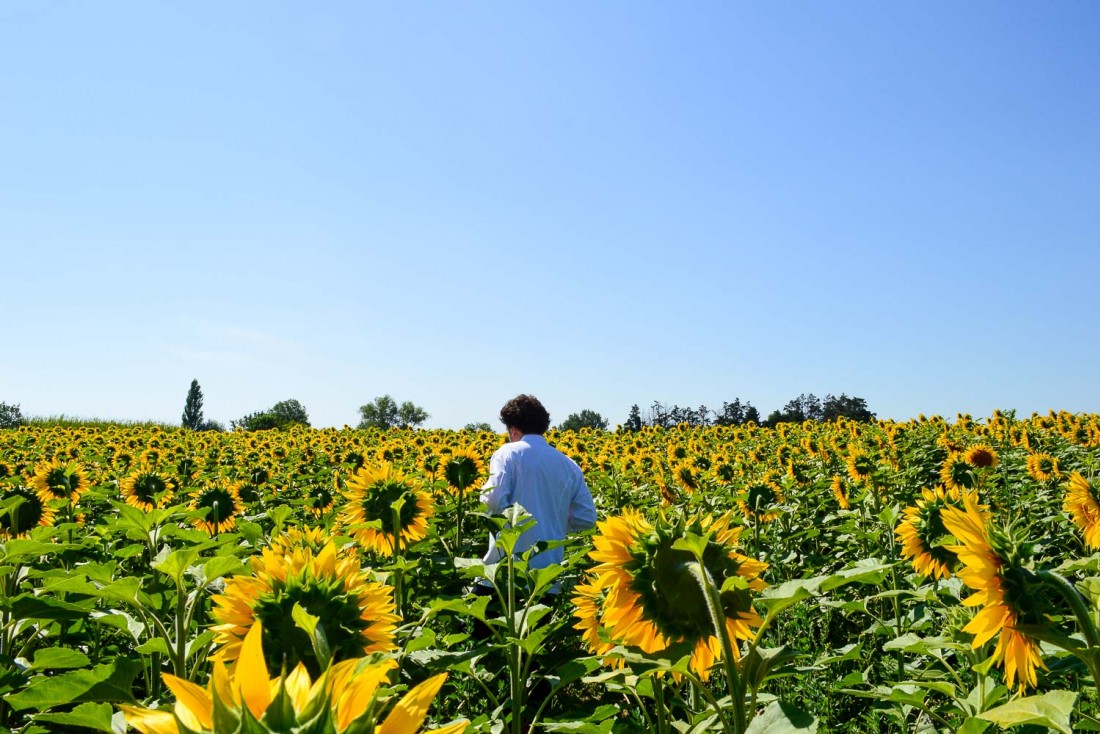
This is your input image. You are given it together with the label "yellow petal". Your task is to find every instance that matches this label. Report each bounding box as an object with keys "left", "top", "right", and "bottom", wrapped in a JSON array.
[
  {"left": 284, "top": 662, "right": 314, "bottom": 715},
  {"left": 428, "top": 720, "right": 470, "bottom": 734},
  {"left": 120, "top": 706, "right": 179, "bottom": 734},
  {"left": 334, "top": 659, "right": 398, "bottom": 731},
  {"left": 237, "top": 621, "right": 272, "bottom": 719},
  {"left": 377, "top": 673, "right": 448, "bottom": 734},
  {"left": 162, "top": 673, "right": 213, "bottom": 730}
]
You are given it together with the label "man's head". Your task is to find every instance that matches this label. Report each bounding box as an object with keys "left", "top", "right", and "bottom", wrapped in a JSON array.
[{"left": 499, "top": 394, "right": 551, "bottom": 437}]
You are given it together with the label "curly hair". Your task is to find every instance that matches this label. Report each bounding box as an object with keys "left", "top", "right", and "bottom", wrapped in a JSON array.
[{"left": 499, "top": 394, "right": 551, "bottom": 435}]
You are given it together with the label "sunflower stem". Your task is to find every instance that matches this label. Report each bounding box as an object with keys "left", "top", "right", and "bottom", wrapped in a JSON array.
[
  {"left": 1037, "top": 570, "right": 1100, "bottom": 650},
  {"left": 685, "top": 560, "right": 747, "bottom": 734}
]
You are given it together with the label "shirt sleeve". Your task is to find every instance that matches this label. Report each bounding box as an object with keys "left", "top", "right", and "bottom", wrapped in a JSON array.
[
  {"left": 480, "top": 448, "right": 514, "bottom": 514},
  {"left": 567, "top": 470, "right": 597, "bottom": 532}
]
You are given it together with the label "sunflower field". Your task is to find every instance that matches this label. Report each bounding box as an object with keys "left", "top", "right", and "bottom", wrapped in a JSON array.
[{"left": 2, "top": 410, "right": 1100, "bottom": 733}]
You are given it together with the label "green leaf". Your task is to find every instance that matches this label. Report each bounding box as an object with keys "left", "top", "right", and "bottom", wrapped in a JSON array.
[
  {"left": 32, "top": 702, "right": 117, "bottom": 732},
  {"left": 7, "top": 658, "right": 142, "bottom": 711},
  {"left": 977, "top": 690, "right": 1077, "bottom": 734},
  {"left": 152, "top": 546, "right": 202, "bottom": 583},
  {"left": 745, "top": 701, "right": 818, "bottom": 733},
  {"left": 136, "top": 638, "right": 171, "bottom": 656},
  {"left": 957, "top": 719, "right": 992, "bottom": 734},
  {"left": 9, "top": 593, "right": 95, "bottom": 621},
  {"left": 292, "top": 602, "right": 332, "bottom": 669},
  {"left": 201, "top": 555, "right": 246, "bottom": 584},
  {"left": 29, "top": 647, "right": 90, "bottom": 671}
]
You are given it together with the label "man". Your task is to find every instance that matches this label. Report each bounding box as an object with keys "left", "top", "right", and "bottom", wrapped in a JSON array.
[{"left": 480, "top": 394, "right": 597, "bottom": 575}]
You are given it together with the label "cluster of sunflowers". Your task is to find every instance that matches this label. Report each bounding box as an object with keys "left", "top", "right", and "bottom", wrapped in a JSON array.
[{"left": 0, "top": 409, "right": 1099, "bottom": 731}]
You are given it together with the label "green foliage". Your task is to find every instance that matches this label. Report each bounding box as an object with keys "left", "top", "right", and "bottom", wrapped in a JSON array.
[
  {"left": 0, "top": 401, "right": 24, "bottom": 429},
  {"left": 233, "top": 398, "right": 310, "bottom": 431},
  {"left": 181, "top": 379, "right": 205, "bottom": 430},
  {"left": 558, "top": 409, "right": 609, "bottom": 432},
  {"left": 357, "top": 394, "right": 429, "bottom": 429}
]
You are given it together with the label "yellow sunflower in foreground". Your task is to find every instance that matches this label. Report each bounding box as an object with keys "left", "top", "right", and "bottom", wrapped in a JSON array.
[
  {"left": 29, "top": 458, "right": 90, "bottom": 504},
  {"left": 941, "top": 495, "right": 1048, "bottom": 693},
  {"left": 212, "top": 541, "right": 398, "bottom": 677},
  {"left": 189, "top": 478, "right": 243, "bottom": 535},
  {"left": 895, "top": 486, "right": 976, "bottom": 580},
  {"left": 119, "top": 465, "right": 176, "bottom": 511},
  {"left": 1064, "top": 473, "right": 1100, "bottom": 549},
  {"left": 339, "top": 463, "right": 433, "bottom": 556},
  {"left": 122, "top": 622, "right": 467, "bottom": 734},
  {"left": 573, "top": 509, "right": 767, "bottom": 680}
]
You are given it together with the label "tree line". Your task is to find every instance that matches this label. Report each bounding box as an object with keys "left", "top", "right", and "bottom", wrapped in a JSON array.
[{"left": 618, "top": 393, "right": 874, "bottom": 431}]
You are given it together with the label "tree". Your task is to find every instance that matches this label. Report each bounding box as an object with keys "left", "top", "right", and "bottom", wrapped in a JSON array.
[
  {"left": 181, "top": 379, "right": 204, "bottom": 430},
  {"left": 623, "top": 404, "right": 643, "bottom": 432},
  {"left": 232, "top": 399, "right": 310, "bottom": 431},
  {"left": 357, "top": 395, "right": 430, "bottom": 429},
  {"left": 558, "top": 409, "right": 609, "bottom": 431},
  {"left": 0, "top": 401, "right": 24, "bottom": 429},
  {"left": 269, "top": 399, "right": 310, "bottom": 427},
  {"left": 822, "top": 393, "right": 875, "bottom": 422},
  {"left": 463, "top": 421, "right": 494, "bottom": 432},
  {"left": 714, "top": 398, "right": 760, "bottom": 427}
]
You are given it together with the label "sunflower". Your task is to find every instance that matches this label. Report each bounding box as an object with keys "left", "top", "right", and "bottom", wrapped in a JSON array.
[
  {"left": 123, "top": 622, "right": 466, "bottom": 734},
  {"left": 189, "top": 478, "right": 244, "bottom": 535},
  {"left": 671, "top": 461, "right": 700, "bottom": 493},
  {"left": 846, "top": 450, "right": 875, "bottom": 484},
  {"left": 941, "top": 495, "right": 1048, "bottom": 693},
  {"left": 964, "top": 445, "right": 998, "bottom": 469},
  {"left": 268, "top": 525, "right": 332, "bottom": 556},
  {"left": 339, "top": 463, "right": 433, "bottom": 556},
  {"left": 895, "top": 486, "right": 974, "bottom": 580},
  {"left": 1026, "top": 453, "right": 1060, "bottom": 483},
  {"left": 737, "top": 477, "right": 784, "bottom": 523},
  {"left": 439, "top": 448, "right": 484, "bottom": 494},
  {"left": 1064, "top": 473, "right": 1100, "bottom": 549},
  {"left": 940, "top": 452, "right": 975, "bottom": 491},
  {"left": 29, "top": 458, "right": 90, "bottom": 504},
  {"left": 212, "top": 541, "right": 398, "bottom": 677},
  {"left": 573, "top": 509, "right": 767, "bottom": 680},
  {"left": 119, "top": 465, "right": 177, "bottom": 511},
  {"left": 830, "top": 476, "right": 851, "bottom": 510},
  {"left": 0, "top": 485, "right": 57, "bottom": 538}
]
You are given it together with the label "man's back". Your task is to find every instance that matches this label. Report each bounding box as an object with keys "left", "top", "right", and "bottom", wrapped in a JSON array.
[{"left": 480, "top": 434, "right": 596, "bottom": 568}]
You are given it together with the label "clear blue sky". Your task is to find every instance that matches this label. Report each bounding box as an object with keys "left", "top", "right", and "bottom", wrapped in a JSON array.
[{"left": 2, "top": 2, "right": 1098, "bottom": 429}]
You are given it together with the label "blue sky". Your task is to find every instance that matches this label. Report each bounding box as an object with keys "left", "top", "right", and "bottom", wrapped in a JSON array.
[{"left": 2, "top": 2, "right": 1098, "bottom": 429}]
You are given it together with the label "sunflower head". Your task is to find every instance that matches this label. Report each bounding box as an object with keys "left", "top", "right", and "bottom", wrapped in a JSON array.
[
  {"left": 30, "top": 459, "right": 90, "bottom": 503},
  {"left": 846, "top": 451, "right": 876, "bottom": 483},
  {"left": 123, "top": 622, "right": 465, "bottom": 734},
  {"left": 120, "top": 465, "right": 177, "bottom": 511},
  {"left": 964, "top": 445, "right": 999, "bottom": 469},
  {"left": 1026, "top": 453, "right": 1060, "bottom": 483},
  {"left": 190, "top": 478, "right": 244, "bottom": 535},
  {"left": 737, "top": 477, "right": 784, "bottom": 523},
  {"left": 440, "top": 448, "right": 484, "bottom": 493},
  {"left": 212, "top": 542, "right": 399, "bottom": 678},
  {"left": 1064, "top": 473, "right": 1100, "bottom": 549},
  {"left": 339, "top": 463, "right": 433, "bottom": 556},
  {"left": 830, "top": 476, "right": 851, "bottom": 510},
  {"left": 0, "top": 485, "right": 57, "bottom": 538},
  {"left": 895, "top": 486, "right": 968, "bottom": 580},
  {"left": 940, "top": 452, "right": 975, "bottom": 491},
  {"left": 576, "top": 509, "right": 767, "bottom": 679}
]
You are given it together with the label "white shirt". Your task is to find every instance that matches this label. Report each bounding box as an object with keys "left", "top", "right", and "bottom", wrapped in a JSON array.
[{"left": 480, "top": 433, "right": 597, "bottom": 570}]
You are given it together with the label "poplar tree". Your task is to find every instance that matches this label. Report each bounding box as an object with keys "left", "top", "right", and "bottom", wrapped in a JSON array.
[{"left": 182, "top": 379, "right": 204, "bottom": 430}]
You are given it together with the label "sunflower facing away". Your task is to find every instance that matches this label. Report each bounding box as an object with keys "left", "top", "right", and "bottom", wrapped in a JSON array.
[
  {"left": 830, "top": 476, "right": 851, "bottom": 511},
  {"left": 212, "top": 540, "right": 398, "bottom": 677},
  {"left": 189, "top": 478, "right": 244, "bottom": 535},
  {"left": 573, "top": 509, "right": 767, "bottom": 680},
  {"left": 0, "top": 485, "right": 57, "bottom": 538},
  {"left": 1064, "top": 473, "right": 1100, "bottom": 549},
  {"left": 122, "top": 622, "right": 467, "bottom": 734},
  {"left": 29, "top": 458, "right": 90, "bottom": 504},
  {"left": 940, "top": 452, "right": 975, "bottom": 492},
  {"left": 737, "top": 477, "right": 785, "bottom": 523},
  {"left": 120, "top": 464, "right": 177, "bottom": 511},
  {"left": 1026, "top": 452, "right": 1061, "bottom": 483},
  {"left": 895, "top": 486, "right": 974, "bottom": 580},
  {"left": 439, "top": 448, "right": 484, "bottom": 494},
  {"left": 339, "top": 463, "right": 433, "bottom": 556},
  {"left": 940, "top": 494, "right": 1049, "bottom": 693},
  {"left": 964, "top": 444, "right": 999, "bottom": 469}
]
